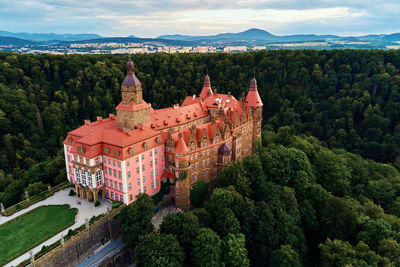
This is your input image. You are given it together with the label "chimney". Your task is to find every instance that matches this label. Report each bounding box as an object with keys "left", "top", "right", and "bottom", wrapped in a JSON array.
[
  {"left": 193, "top": 94, "right": 196, "bottom": 101},
  {"left": 109, "top": 113, "right": 116, "bottom": 119},
  {"left": 96, "top": 116, "right": 103, "bottom": 122},
  {"left": 84, "top": 120, "right": 90, "bottom": 125},
  {"left": 228, "top": 92, "right": 231, "bottom": 97}
]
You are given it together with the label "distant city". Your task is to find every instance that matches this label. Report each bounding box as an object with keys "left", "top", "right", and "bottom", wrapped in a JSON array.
[{"left": 1, "top": 28, "right": 400, "bottom": 54}]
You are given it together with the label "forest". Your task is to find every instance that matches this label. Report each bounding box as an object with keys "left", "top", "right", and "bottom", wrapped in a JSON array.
[
  {"left": 119, "top": 127, "right": 400, "bottom": 266},
  {"left": 1, "top": 50, "right": 400, "bottom": 265}
]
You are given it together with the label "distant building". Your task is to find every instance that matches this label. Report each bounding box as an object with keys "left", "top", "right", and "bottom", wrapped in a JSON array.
[{"left": 63, "top": 60, "right": 263, "bottom": 210}]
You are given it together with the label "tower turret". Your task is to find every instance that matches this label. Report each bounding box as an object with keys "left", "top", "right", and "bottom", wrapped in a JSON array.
[
  {"left": 199, "top": 71, "right": 214, "bottom": 99},
  {"left": 116, "top": 60, "right": 150, "bottom": 130},
  {"left": 245, "top": 76, "right": 263, "bottom": 146}
]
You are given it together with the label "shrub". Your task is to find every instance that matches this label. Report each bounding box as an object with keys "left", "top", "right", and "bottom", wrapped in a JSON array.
[
  {"left": 67, "top": 229, "right": 74, "bottom": 237},
  {"left": 69, "top": 189, "right": 76, "bottom": 196},
  {"left": 190, "top": 180, "right": 209, "bottom": 208},
  {"left": 94, "top": 200, "right": 100, "bottom": 207},
  {"left": 112, "top": 201, "right": 123, "bottom": 209}
]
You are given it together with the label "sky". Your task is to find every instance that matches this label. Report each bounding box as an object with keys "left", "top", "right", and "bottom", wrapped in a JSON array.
[{"left": 0, "top": 0, "right": 399, "bottom": 37}]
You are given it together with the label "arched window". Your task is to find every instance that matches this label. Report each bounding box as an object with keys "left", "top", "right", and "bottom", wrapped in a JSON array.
[
  {"left": 96, "top": 169, "right": 102, "bottom": 186},
  {"left": 81, "top": 169, "right": 87, "bottom": 186},
  {"left": 75, "top": 168, "right": 81, "bottom": 182},
  {"left": 88, "top": 172, "right": 93, "bottom": 187}
]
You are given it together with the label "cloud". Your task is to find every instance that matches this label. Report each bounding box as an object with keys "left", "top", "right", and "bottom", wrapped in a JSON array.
[{"left": 0, "top": 0, "right": 398, "bottom": 36}]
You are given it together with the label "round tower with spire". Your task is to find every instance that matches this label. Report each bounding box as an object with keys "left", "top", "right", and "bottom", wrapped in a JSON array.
[
  {"left": 245, "top": 76, "right": 263, "bottom": 146},
  {"left": 173, "top": 134, "right": 191, "bottom": 210},
  {"left": 116, "top": 60, "right": 151, "bottom": 130}
]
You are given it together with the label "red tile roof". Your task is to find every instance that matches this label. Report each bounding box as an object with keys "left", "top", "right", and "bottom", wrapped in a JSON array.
[
  {"left": 116, "top": 100, "right": 151, "bottom": 111},
  {"left": 175, "top": 137, "right": 188, "bottom": 153},
  {"left": 245, "top": 78, "right": 263, "bottom": 107},
  {"left": 150, "top": 103, "right": 208, "bottom": 131}
]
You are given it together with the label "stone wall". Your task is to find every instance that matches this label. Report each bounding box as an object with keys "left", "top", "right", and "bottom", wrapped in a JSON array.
[{"left": 35, "top": 217, "right": 121, "bottom": 267}]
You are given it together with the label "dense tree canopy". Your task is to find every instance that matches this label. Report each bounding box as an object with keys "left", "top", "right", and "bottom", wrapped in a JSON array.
[{"left": 2, "top": 51, "right": 400, "bottom": 265}]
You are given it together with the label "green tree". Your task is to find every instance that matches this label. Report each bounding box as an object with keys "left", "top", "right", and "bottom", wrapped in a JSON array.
[
  {"left": 134, "top": 232, "right": 184, "bottom": 267},
  {"left": 270, "top": 244, "right": 302, "bottom": 267},
  {"left": 118, "top": 193, "right": 155, "bottom": 249},
  {"left": 222, "top": 233, "right": 250, "bottom": 267},
  {"left": 190, "top": 180, "right": 209, "bottom": 208},
  {"left": 191, "top": 228, "right": 222, "bottom": 267}
]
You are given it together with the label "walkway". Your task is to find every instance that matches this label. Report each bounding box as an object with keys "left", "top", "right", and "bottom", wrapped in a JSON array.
[
  {"left": 77, "top": 238, "right": 126, "bottom": 267},
  {"left": 1, "top": 188, "right": 112, "bottom": 267}
]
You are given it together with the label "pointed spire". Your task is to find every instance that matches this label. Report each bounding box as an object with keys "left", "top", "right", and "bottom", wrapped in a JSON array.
[
  {"left": 245, "top": 76, "right": 263, "bottom": 107},
  {"left": 203, "top": 70, "right": 211, "bottom": 88},
  {"left": 200, "top": 70, "right": 213, "bottom": 99},
  {"left": 122, "top": 59, "right": 141, "bottom": 87},
  {"left": 250, "top": 76, "right": 257, "bottom": 91}
]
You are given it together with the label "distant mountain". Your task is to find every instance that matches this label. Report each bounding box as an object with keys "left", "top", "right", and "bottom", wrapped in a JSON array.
[
  {"left": 0, "top": 36, "right": 35, "bottom": 45},
  {"left": 0, "top": 30, "right": 102, "bottom": 42},
  {"left": 158, "top": 28, "right": 274, "bottom": 41},
  {"left": 60, "top": 37, "right": 195, "bottom": 46}
]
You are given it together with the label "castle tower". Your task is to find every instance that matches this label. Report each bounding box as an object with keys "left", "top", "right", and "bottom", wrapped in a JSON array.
[
  {"left": 116, "top": 60, "right": 151, "bottom": 130},
  {"left": 217, "top": 144, "right": 231, "bottom": 172},
  {"left": 245, "top": 77, "right": 263, "bottom": 145},
  {"left": 199, "top": 72, "right": 213, "bottom": 99},
  {"left": 173, "top": 136, "right": 191, "bottom": 210}
]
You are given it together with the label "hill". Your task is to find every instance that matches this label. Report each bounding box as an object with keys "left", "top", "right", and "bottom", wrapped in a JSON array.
[{"left": 0, "top": 30, "right": 102, "bottom": 42}]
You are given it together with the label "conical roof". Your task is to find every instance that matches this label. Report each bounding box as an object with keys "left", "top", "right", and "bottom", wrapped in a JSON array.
[
  {"left": 175, "top": 137, "right": 188, "bottom": 154},
  {"left": 218, "top": 144, "right": 231, "bottom": 156},
  {"left": 122, "top": 60, "right": 141, "bottom": 87},
  {"left": 245, "top": 77, "right": 263, "bottom": 107},
  {"left": 200, "top": 73, "right": 213, "bottom": 99}
]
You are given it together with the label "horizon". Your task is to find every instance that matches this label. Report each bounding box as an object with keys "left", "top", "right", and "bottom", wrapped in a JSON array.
[{"left": 0, "top": 1, "right": 399, "bottom": 38}]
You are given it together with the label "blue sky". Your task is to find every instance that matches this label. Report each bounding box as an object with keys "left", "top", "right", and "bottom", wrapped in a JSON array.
[{"left": 0, "top": 0, "right": 399, "bottom": 37}]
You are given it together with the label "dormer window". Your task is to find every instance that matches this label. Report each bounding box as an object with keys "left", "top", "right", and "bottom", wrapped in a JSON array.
[
  {"left": 114, "top": 150, "right": 120, "bottom": 157},
  {"left": 129, "top": 148, "right": 134, "bottom": 155},
  {"left": 104, "top": 147, "right": 110, "bottom": 154},
  {"left": 68, "top": 137, "right": 72, "bottom": 144}
]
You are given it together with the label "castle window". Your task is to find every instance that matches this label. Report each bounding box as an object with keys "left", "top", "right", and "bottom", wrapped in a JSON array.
[
  {"left": 113, "top": 170, "right": 117, "bottom": 177},
  {"left": 150, "top": 161, "right": 153, "bottom": 167},
  {"left": 137, "top": 178, "right": 140, "bottom": 185},
  {"left": 130, "top": 194, "right": 133, "bottom": 201},
  {"left": 115, "top": 181, "right": 118, "bottom": 189},
  {"left": 156, "top": 170, "right": 158, "bottom": 176},
  {"left": 114, "top": 150, "right": 120, "bottom": 157},
  {"left": 127, "top": 161, "right": 130, "bottom": 167},
  {"left": 115, "top": 193, "right": 118, "bottom": 200},
  {"left": 119, "top": 183, "right": 122, "bottom": 190},
  {"left": 141, "top": 155, "right": 145, "bottom": 160},
  {"left": 68, "top": 156, "right": 71, "bottom": 162},
  {"left": 128, "top": 172, "right": 131, "bottom": 178},
  {"left": 151, "top": 171, "right": 154, "bottom": 178},
  {"left": 129, "top": 148, "right": 134, "bottom": 155},
  {"left": 113, "top": 160, "right": 116, "bottom": 166},
  {"left": 149, "top": 151, "right": 152, "bottom": 157},
  {"left": 106, "top": 190, "right": 109, "bottom": 198},
  {"left": 151, "top": 182, "right": 154, "bottom": 188},
  {"left": 108, "top": 159, "right": 111, "bottom": 164},
  {"left": 68, "top": 137, "right": 72, "bottom": 144},
  {"left": 118, "top": 162, "right": 121, "bottom": 168},
  {"left": 88, "top": 173, "right": 93, "bottom": 187},
  {"left": 155, "top": 149, "right": 158, "bottom": 155},
  {"left": 104, "top": 148, "right": 110, "bottom": 154},
  {"left": 142, "top": 165, "right": 145, "bottom": 171},
  {"left": 155, "top": 159, "right": 158, "bottom": 165},
  {"left": 75, "top": 168, "right": 81, "bottom": 182},
  {"left": 143, "top": 187, "right": 146, "bottom": 193},
  {"left": 120, "top": 196, "right": 123, "bottom": 203},
  {"left": 128, "top": 183, "right": 131, "bottom": 190},
  {"left": 143, "top": 176, "right": 146, "bottom": 183},
  {"left": 156, "top": 180, "right": 159, "bottom": 187},
  {"left": 118, "top": 171, "right": 121, "bottom": 179},
  {"left": 95, "top": 158, "right": 99, "bottom": 164},
  {"left": 111, "top": 192, "right": 114, "bottom": 199},
  {"left": 81, "top": 169, "right": 86, "bottom": 186},
  {"left": 162, "top": 155, "right": 165, "bottom": 161},
  {"left": 136, "top": 157, "right": 139, "bottom": 163},
  {"left": 109, "top": 169, "right": 112, "bottom": 176},
  {"left": 105, "top": 178, "right": 108, "bottom": 186}
]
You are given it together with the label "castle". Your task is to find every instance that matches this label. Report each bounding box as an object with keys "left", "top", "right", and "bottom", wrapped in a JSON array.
[{"left": 63, "top": 60, "right": 263, "bottom": 210}]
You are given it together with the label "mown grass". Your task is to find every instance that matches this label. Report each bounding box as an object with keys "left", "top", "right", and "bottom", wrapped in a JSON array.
[{"left": 0, "top": 205, "right": 77, "bottom": 266}]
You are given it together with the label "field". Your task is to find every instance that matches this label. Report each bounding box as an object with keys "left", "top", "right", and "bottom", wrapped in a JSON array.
[{"left": 0, "top": 205, "right": 77, "bottom": 266}]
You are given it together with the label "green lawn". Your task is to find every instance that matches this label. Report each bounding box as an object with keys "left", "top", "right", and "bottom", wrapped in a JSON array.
[{"left": 0, "top": 204, "right": 77, "bottom": 266}]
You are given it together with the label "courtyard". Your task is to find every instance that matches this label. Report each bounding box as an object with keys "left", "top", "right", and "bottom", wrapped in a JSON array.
[{"left": 0, "top": 188, "right": 112, "bottom": 267}]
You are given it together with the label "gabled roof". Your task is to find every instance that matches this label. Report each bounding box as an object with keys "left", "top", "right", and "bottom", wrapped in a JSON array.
[{"left": 150, "top": 103, "right": 208, "bottom": 131}]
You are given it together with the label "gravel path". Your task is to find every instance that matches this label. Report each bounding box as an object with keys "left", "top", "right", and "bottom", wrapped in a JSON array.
[{"left": 1, "top": 188, "right": 112, "bottom": 267}]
